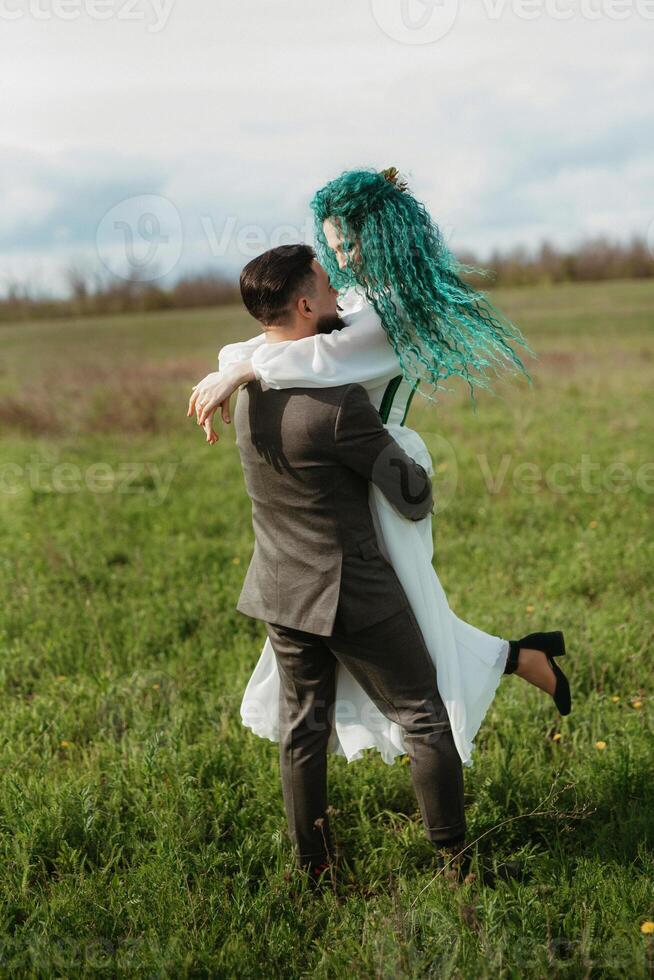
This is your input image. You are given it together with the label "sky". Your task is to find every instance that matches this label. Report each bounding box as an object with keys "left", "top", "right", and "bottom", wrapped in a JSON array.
[{"left": 1, "top": 0, "right": 653, "bottom": 294}]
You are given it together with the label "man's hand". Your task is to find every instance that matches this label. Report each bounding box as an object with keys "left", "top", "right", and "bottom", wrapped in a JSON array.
[{"left": 187, "top": 361, "right": 255, "bottom": 445}]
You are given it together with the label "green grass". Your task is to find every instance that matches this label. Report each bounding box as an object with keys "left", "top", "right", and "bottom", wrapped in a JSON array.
[{"left": 1, "top": 279, "right": 653, "bottom": 977}]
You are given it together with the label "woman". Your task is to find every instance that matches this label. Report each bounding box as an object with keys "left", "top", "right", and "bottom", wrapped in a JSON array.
[{"left": 189, "top": 167, "right": 571, "bottom": 768}]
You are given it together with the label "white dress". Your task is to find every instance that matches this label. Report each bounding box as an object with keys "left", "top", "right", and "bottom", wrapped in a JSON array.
[{"left": 220, "top": 287, "right": 510, "bottom": 769}]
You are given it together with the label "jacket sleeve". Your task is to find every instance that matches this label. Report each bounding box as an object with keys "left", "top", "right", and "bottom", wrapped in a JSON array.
[
  {"left": 332, "top": 384, "right": 433, "bottom": 522},
  {"left": 250, "top": 304, "right": 401, "bottom": 390}
]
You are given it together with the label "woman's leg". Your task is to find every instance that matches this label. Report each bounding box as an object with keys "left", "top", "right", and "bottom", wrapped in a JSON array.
[{"left": 508, "top": 648, "right": 557, "bottom": 695}]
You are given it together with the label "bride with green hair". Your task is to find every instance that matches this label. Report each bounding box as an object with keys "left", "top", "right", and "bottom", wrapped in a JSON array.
[
  {"left": 311, "top": 166, "right": 533, "bottom": 408},
  {"left": 189, "top": 166, "right": 571, "bottom": 768}
]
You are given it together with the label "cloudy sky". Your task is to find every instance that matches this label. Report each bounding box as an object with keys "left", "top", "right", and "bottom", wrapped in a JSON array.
[{"left": 1, "top": 0, "right": 653, "bottom": 293}]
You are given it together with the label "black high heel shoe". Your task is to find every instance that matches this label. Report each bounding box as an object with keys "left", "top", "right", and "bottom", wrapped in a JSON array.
[{"left": 503, "top": 630, "right": 571, "bottom": 715}]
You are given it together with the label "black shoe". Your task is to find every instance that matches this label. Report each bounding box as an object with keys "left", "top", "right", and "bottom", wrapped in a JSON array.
[
  {"left": 435, "top": 845, "right": 505, "bottom": 887},
  {"left": 504, "top": 630, "right": 571, "bottom": 715},
  {"left": 434, "top": 842, "right": 475, "bottom": 885},
  {"left": 304, "top": 852, "right": 344, "bottom": 893},
  {"left": 435, "top": 845, "right": 525, "bottom": 887}
]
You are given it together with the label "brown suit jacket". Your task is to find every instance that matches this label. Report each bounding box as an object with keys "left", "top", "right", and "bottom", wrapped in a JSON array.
[{"left": 233, "top": 379, "right": 433, "bottom": 636}]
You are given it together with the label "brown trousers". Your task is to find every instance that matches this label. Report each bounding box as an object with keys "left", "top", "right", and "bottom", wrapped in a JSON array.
[{"left": 265, "top": 603, "right": 466, "bottom": 868}]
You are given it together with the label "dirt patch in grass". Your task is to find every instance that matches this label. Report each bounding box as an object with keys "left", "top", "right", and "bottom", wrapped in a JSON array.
[{"left": 0, "top": 359, "right": 208, "bottom": 436}]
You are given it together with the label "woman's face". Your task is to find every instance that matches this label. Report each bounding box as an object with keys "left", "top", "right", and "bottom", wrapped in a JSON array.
[{"left": 323, "top": 218, "right": 360, "bottom": 271}]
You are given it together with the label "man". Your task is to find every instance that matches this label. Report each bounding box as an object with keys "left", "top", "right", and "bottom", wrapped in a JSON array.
[{"left": 212, "top": 245, "right": 471, "bottom": 886}]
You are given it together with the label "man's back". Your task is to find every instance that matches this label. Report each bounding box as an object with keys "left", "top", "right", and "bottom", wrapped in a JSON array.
[{"left": 233, "top": 379, "right": 433, "bottom": 636}]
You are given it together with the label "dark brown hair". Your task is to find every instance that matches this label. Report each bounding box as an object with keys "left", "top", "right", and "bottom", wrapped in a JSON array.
[{"left": 239, "top": 244, "right": 317, "bottom": 326}]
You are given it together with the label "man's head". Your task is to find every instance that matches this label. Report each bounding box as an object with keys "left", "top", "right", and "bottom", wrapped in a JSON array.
[{"left": 239, "top": 244, "right": 342, "bottom": 339}]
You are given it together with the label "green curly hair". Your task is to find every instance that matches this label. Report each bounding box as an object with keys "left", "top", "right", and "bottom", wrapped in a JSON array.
[{"left": 310, "top": 167, "right": 537, "bottom": 409}]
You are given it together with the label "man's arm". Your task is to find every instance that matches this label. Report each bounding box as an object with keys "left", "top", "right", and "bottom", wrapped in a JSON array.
[{"left": 332, "top": 384, "right": 434, "bottom": 522}]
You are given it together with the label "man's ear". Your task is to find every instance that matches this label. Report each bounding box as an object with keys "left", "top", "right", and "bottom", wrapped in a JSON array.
[{"left": 296, "top": 295, "right": 313, "bottom": 319}]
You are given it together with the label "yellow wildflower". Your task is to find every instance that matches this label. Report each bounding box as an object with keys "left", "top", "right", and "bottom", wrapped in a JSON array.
[{"left": 595, "top": 740, "right": 607, "bottom": 750}]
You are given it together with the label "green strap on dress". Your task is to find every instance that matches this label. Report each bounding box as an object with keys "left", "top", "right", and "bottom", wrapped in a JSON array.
[
  {"left": 379, "top": 376, "right": 420, "bottom": 426},
  {"left": 379, "top": 376, "right": 403, "bottom": 424}
]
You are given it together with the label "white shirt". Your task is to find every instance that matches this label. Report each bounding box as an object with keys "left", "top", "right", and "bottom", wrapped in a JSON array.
[{"left": 218, "top": 287, "right": 420, "bottom": 426}]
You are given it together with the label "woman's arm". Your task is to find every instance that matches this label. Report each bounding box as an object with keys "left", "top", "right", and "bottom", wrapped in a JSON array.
[
  {"left": 188, "top": 334, "right": 264, "bottom": 443},
  {"left": 188, "top": 304, "right": 401, "bottom": 442},
  {"left": 218, "top": 333, "right": 267, "bottom": 372},
  {"left": 250, "top": 304, "right": 401, "bottom": 390}
]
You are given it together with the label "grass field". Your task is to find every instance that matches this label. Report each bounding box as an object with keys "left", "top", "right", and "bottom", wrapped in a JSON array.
[{"left": 1, "top": 279, "right": 653, "bottom": 977}]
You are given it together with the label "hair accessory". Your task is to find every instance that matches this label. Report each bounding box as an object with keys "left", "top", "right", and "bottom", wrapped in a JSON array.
[{"left": 380, "top": 167, "right": 408, "bottom": 192}]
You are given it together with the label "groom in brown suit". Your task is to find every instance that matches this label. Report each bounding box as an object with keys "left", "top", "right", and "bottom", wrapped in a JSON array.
[{"left": 230, "top": 245, "right": 468, "bottom": 885}]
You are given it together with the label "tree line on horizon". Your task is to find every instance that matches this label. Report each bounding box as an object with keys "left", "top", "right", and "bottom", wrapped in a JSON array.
[{"left": 1, "top": 234, "right": 652, "bottom": 322}]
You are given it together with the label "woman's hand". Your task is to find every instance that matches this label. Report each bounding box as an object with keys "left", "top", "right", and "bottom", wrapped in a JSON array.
[{"left": 187, "top": 361, "right": 255, "bottom": 444}]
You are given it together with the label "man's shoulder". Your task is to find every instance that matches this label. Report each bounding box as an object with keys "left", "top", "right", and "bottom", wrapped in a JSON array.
[
  {"left": 234, "top": 381, "right": 372, "bottom": 453},
  {"left": 302, "top": 382, "right": 369, "bottom": 405},
  {"left": 244, "top": 379, "right": 368, "bottom": 408}
]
